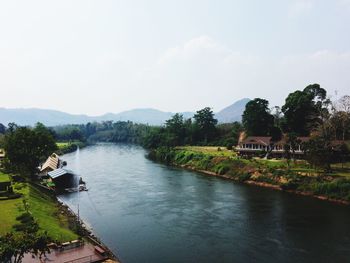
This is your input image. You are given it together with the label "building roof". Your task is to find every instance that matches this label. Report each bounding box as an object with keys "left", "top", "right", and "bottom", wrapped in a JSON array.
[
  {"left": 40, "top": 153, "right": 59, "bottom": 172},
  {"left": 240, "top": 136, "right": 311, "bottom": 146},
  {"left": 48, "top": 168, "right": 75, "bottom": 179},
  {"left": 240, "top": 136, "right": 272, "bottom": 146}
]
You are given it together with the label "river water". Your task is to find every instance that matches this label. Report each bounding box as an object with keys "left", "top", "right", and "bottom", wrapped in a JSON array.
[{"left": 59, "top": 143, "right": 350, "bottom": 263}]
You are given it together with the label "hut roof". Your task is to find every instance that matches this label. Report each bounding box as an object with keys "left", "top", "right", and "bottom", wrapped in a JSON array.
[
  {"left": 40, "top": 153, "right": 60, "bottom": 172},
  {"left": 48, "top": 168, "right": 75, "bottom": 179}
]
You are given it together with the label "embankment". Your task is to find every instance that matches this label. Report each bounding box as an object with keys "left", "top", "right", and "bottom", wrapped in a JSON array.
[{"left": 148, "top": 147, "right": 350, "bottom": 205}]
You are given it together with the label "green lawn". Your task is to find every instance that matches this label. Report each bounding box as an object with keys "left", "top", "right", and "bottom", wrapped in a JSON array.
[
  {"left": 0, "top": 171, "right": 10, "bottom": 183},
  {"left": 56, "top": 142, "right": 70, "bottom": 149},
  {"left": 0, "top": 173, "right": 78, "bottom": 242},
  {"left": 176, "top": 146, "right": 237, "bottom": 157}
]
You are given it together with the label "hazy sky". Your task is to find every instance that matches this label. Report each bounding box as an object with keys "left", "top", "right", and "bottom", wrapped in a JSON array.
[{"left": 1, "top": 0, "right": 349, "bottom": 115}]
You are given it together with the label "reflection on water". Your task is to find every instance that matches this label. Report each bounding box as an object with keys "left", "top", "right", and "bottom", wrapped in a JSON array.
[{"left": 59, "top": 143, "right": 350, "bottom": 263}]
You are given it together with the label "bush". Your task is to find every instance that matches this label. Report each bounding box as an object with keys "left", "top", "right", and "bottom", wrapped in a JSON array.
[
  {"left": 213, "top": 163, "right": 230, "bottom": 175},
  {"left": 311, "top": 178, "right": 350, "bottom": 200},
  {"left": 238, "top": 173, "right": 251, "bottom": 182}
]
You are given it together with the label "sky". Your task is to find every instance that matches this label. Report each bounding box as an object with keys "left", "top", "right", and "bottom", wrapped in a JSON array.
[{"left": 0, "top": 0, "right": 349, "bottom": 116}]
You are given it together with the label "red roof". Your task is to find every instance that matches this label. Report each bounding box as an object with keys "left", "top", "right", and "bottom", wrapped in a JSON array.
[{"left": 240, "top": 136, "right": 272, "bottom": 146}]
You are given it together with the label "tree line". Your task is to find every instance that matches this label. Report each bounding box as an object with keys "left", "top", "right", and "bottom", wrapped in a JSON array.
[
  {"left": 1, "top": 83, "right": 349, "bottom": 172},
  {"left": 241, "top": 84, "right": 350, "bottom": 171}
]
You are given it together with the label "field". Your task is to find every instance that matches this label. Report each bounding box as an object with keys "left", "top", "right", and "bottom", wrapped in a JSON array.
[
  {"left": 176, "top": 146, "right": 237, "bottom": 157},
  {"left": 0, "top": 172, "right": 78, "bottom": 242},
  {"left": 56, "top": 141, "right": 86, "bottom": 155},
  {"left": 57, "top": 142, "right": 70, "bottom": 149}
]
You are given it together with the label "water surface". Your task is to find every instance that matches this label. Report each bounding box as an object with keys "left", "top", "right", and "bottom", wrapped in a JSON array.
[{"left": 59, "top": 144, "right": 350, "bottom": 263}]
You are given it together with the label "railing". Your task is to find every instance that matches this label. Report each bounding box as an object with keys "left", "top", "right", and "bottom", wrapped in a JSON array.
[
  {"left": 236, "top": 147, "right": 305, "bottom": 154},
  {"left": 63, "top": 254, "right": 101, "bottom": 263}
]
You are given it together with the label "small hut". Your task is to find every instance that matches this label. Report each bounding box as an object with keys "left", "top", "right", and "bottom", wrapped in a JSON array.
[
  {"left": 47, "top": 168, "right": 77, "bottom": 189},
  {"left": 40, "top": 153, "right": 61, "bottom": 175}
]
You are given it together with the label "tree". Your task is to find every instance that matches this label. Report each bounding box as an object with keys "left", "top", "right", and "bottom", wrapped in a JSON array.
[
  {"left": 283, "top": 132, "right": 301, "bottom": 168},
  {"left": 193, "top": 107, "right": 218, "bottom": 143},
  {"left": 333, "top": 95, "right": 350, "bottom": 140},
  {"left": 282, "top": 84, "right": 328, "bottom": 136},
  {"left": 0, "top": 232, "right": 51, "bottom": 263},
  {"left": 165, "top": 113, "right": 187, "bottom": 146},
  {"left": 304, "top": 135, "right": 334, "bottom": 172},
  {"left": 0, "top": 123, "right": 6, "bottom": 134},
  {"left": 242, "top": 98, "right": 274, "bottom": 136},
  {"left": 3, "top": 123, "right": 57, "bottom": 176}
]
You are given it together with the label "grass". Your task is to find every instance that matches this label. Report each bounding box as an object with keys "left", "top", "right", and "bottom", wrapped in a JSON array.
[
  {"left": 0, "top": 171, "right": 10, "bottom": 183},
  {"left": 56, "top": 142, "right": 70, "bottom": 149},
  {"left": 0, "top": 173, "right": 78, "bottom": 242},
  {"left": 176, "top": 146, "right": 237, "bottom": 157},
  {"left": 28, "top": 184, "right": 78, "bottom": 242}
]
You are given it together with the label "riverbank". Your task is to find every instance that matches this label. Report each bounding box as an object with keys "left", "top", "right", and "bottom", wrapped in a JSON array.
[
  {"left": 56, "top": 141, "right": 88, "bottom": 155},
  {"left": 148, "top": 147, "right": 350, "bottom": 205},
  {"left": 0, "top": 171, "right": 119, "bottom": 262},
  {"left": 0, "top": 174, "right": 78, "bottom": 241}
]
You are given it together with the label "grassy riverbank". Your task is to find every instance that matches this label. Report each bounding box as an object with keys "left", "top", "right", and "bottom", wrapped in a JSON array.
[
  {"left": 0, "top": 172, "right": 78, "bottom": 242},
  {"left": 149, "top": 146, "right": 350, "bottom": 203},
  {"left": 56, "top": 141, "right": 87, "bottom": 154}
]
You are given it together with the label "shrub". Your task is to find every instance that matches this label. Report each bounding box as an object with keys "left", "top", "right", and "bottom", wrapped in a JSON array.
[{"left": 238, "top": 173, "right": 251, "bottom": 182}]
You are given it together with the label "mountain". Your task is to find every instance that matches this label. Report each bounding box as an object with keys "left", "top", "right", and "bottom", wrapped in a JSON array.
[
  {"left": 98, "top": 109, "right": 194, "bottom": 126},
  {"left": 0, "top": 99, "right": 249, "bottom": 126},
  {"left": 0, "top": 108, "right": 194, "bottom": 126},
  {"left": 0, "top": 108, "right": 94, "bottom": 126},
  {"left": 215, "top": 98, "right": 250, "bottom": 123}
]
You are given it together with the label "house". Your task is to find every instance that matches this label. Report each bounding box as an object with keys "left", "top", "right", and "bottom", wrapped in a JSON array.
[
  {"left": 236, "top": 135, "right": 310, "bottom": 158},
  {"left": 39, "top": 153, "right": 61, "bottom": 175},
  {"left": 47, "top": 168, "right": 77, "bottom": 189},
  {"left": 0, "top": 148, "right": 5, "bottom": 159}
]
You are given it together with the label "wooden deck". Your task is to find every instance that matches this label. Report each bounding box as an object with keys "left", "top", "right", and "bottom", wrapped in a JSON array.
[{"left": 22, "top": 242, "right": 110, "bottom": 263}]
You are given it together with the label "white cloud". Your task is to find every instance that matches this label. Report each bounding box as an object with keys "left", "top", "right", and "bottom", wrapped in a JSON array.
[
  {"left": 288, "top": 0, "right": 314, "bottom": 18},
  {"left": 140, "top": 36, "right": 350, "bottom": 112}
]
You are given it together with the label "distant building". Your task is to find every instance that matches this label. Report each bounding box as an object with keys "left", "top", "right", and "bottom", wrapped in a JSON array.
[
  {"left": 39, "top": 153, "right": 61, "bottom": 175},
  {"left": 236, "top": 136, "right": 310, "bottom": 158}
]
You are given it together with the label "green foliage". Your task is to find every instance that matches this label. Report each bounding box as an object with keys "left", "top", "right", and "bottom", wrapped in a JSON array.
[
  {"left": 242, "top": 98, "right": 274, "bottom": 136},
  {"left": 3, "top": 123, "right": 58, "bottom": 176},
  {"left": 13, "top": 212, "right": 39, "bottom": 233},
  {"left": 237, "top": 173, "right": 251, "bottom": 182},
  {"left": 193, "top": 107, "right": 218, "bottom": 143},
  {"left": 213, "top": 162, "right": 231, "bottom": 175},
  {"left": 310, "top": 179, "right": 350, "bottom": 200},
  {"left": 0, "top": 231, "right": 51, "bottom": 263},
  {"left": 281, "top": 84, "right": 328, "bottom": 136}
]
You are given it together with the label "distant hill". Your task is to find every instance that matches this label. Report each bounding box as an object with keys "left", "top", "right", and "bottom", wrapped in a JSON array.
[
  {"left": 98, "top": 109, "right": 194, "bottom": 126},
  {"left": 0, "top": 99, "right": 249, "bottom": 126},
  {"left": 215, "top": 98, "right": 250, "bottom": 123},
  {"left": 0, "top": 108, "right": 194, "bottom": 126}
]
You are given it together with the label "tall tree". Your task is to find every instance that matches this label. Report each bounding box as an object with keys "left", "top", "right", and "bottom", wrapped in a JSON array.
[
  {"left": 242, "top": 98, "right": 274, "bottom": 136},
  {"left": 282, "top": 84, "right": 328, "bottom": 136},
  {"left": 193, "top": 107, "right": 218, "bottom": 143},
  {"left": 4, "top": 123, "right": 57, "bottom": 176},
  {"left": 165, "top": 113, "right": 187, "bottom": 146},
  {"left": 333, "top": 95, "right": 350, "bottom": 140}
]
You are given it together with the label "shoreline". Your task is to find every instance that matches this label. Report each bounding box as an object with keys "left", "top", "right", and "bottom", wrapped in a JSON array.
[
  {"left": 178, "top": 164, "right": 350, "bottom": 206},
  {"left": 56, "top": 195, "right": 121, "bottom": 262},
  {"left": 34, "top": 183, "right": 120, "bottom": 262}
]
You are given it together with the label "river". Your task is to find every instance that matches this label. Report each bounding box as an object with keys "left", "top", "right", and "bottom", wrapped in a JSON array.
[{"left": 59, "top": 143, "right": 350, "bottom": 263}]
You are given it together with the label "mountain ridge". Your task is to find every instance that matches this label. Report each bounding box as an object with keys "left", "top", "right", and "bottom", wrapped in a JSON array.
[{"left": 0, "top": 99, "right": 250, "bottom": 126}]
